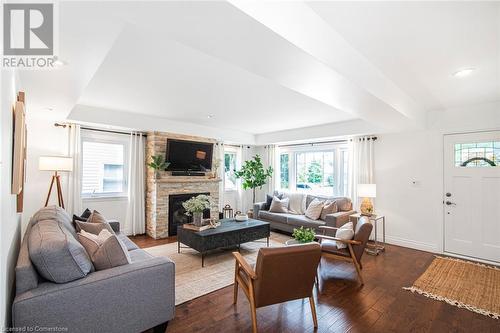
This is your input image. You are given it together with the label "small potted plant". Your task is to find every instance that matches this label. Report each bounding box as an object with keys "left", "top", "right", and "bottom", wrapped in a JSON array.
[
  {"left": 286, "top": 226, "right": 316, "bottom": 245},
  {"left": 182, "top": 194, "right": 214, "bottom": 226},
  {"left": 147, "top": 155, "right": 170, "bottom": 179}
]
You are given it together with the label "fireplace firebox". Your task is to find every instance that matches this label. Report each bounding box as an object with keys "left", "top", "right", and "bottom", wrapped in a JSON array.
[{"left": 168, "top": 193, "right": 210, "bottom": 236}]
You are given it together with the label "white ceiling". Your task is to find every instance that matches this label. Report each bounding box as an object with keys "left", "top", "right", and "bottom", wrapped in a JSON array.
[
  {"left": 307, "top": 1, "right": 500, "bottom": 111},
  {"left": 17, "top": 1, "right": 500, "bottom": 142}
]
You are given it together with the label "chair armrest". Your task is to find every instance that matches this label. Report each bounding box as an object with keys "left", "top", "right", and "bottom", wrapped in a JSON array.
[
  {"left": 233, "top": 252, "right": 257, "bottom": 279},
  {"left": 316, "top": 234, "right": 362, "bottom": 245},
  {"left": 253, "top": 201, "right": 267, "bottom": 219},
  {"left": 324, "top": 210, "right": 356, "bottom": 228},
  {"left": 107, "top": 220, "right": 120, "bottom": 233},
  {"left": 318, "top": 226, "right": 340, "bottom": 231},
  {"left": 13, "top": 257, "right": 175, "bottom": 332}
]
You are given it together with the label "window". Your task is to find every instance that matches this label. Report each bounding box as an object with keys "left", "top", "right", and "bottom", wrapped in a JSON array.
[
  {"left": 280, "top": 153, "right": 289, "bottom": 189},
  {"left": 224, "top": 149, "right": 238, "bottom": 191},
  {"left": 455, "top": 142, "right": 500, "bottom": 167},
  {"left": 276, "top": 144, "right": 349, "bottom": 196},
  {"left": 81, "top": 131, "right": 128, "bottom": 198}
]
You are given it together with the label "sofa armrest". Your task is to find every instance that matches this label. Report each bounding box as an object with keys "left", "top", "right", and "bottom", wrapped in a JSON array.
[
  {"left": 107, "top": 219, "right": 120, "bottom": 233},
  {"left": 324, "top": 210, "right": 356, "bottom": 228},
  {"left": 13, "top": 257, "right": 175, "bottom": 333},
  {"left": 253, "top": 201, "right": 267, "bottom": 219}
]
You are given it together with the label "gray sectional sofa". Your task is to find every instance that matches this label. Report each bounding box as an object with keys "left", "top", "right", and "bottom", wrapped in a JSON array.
[
  {"left": 254, "top": 193, "right": 356, "bottom": 233},
  {"left": 12, "top": 206, "right": 175, "bottom": 333}
]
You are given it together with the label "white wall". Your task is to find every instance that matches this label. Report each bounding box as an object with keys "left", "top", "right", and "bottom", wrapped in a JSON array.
[
  {"left": 374, "top": 101, "right": 500, "bottom": 253},
  {"left": 22, "top": 115, "right": 70, "bottom": 234},
  {"left": 0, "top": 69, "right": 23, "bottom": 329}
]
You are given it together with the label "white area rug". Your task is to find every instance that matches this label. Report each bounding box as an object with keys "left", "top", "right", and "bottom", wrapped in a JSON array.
[{"left": 144, "top": 232, "right": 290, "bottom": 305}]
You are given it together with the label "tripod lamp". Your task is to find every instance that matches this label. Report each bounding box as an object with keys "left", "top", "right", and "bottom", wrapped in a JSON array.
[{"left": 39, "top": 156, "right": 73, "bottom": 209}]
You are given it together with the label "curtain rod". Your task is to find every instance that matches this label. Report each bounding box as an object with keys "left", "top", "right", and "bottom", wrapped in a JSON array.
[
  {"left": 54, "top": 123, "right": 147, "bottom": 137},
  {"left": 278, "top": 139, "right": 348, "bottom": 148}
]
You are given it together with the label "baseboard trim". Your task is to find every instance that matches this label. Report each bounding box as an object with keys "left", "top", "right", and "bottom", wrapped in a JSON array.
[{"left": 382, "top": 235, "right": 438, "bottom": 254}]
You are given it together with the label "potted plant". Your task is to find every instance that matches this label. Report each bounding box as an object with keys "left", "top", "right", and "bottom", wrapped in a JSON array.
[
  {"left": 234, "top": 155, "right": 273, "bottom": 211},
  {"left": 147, "top": 155, "right": 170, "bottom": 179},
  {"left": 286, "top": 226, "right": 316, "bottom": 245},
  {"left": 182, "top": 194, "right": 214, "bottom": 226}
]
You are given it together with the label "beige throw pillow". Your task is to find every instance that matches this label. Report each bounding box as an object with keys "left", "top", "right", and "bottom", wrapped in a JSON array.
[
  {"left": 335, "top": 222, "right": 354, "bottom": 249},
  {"left": 87, "top": 210, "right": 108, "bottom": 224},
  {"left": 269, "top": 196, "right": 290, "bottom": 213},
  {"left": 320, "top": 200, "right": 338, "bottom": 220},
  {"left": 305, "top": 198, "right": 324, "bottom": 220},
  {"left": 78, "top": 230, "right": 131, "bottom": 270},
  {"left": 75, "top": 220, "right": 114, "bottom": 235}
]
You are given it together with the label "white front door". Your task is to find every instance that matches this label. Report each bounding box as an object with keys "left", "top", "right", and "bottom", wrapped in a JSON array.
[{"left": 443, "top": 131, "right": 500, "bottom": 263}]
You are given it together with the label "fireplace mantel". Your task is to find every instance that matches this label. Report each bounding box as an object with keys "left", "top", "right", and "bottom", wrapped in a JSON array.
[{"left": 152, "top": 177, "right": 222, "bottom": 184}]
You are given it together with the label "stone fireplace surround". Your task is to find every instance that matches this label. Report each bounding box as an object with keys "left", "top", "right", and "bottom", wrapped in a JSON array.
[{"left": 146, "top": 131, "right": 221, "bottom": 239}]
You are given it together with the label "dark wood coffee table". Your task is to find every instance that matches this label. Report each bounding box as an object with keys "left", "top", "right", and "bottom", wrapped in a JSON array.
[{"left": 177, "top": 219, "right": 270, "bottom": 267}]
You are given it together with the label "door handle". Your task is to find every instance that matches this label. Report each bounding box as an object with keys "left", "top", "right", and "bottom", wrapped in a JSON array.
[{"left": 445, "top": 201, "right": 456, "bottom": 206}]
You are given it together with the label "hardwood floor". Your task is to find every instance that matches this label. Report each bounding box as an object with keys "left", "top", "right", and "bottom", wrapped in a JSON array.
[{"left": 135, "top": 235, "right": 499, "bottom": 333}]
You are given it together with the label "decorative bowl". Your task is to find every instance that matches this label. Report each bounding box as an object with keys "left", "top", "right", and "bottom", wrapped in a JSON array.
[{"left": 235, "top": 214, "right": 248, "bottom": 222}]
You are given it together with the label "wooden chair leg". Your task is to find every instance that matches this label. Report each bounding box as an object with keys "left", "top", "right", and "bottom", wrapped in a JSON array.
[
  {"left": 352, "top": 257, "right": 364, "bottom": 285},
  {"left": 233, "top": 262, "right": 239, "bottom": 304},
  {"left": 249, "top": 283, "right": 258, "bottom": 333},
  {"left": 309, "top": 296, "right": 318, "bottom": 328},
  {"left": 347, "top": 244, "right": 364, "bottom": 285}
]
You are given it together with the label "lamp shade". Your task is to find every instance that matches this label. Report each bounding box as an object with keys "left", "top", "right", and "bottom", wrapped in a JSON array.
[
  {"left": 358, "top": 184, "right": 376, "bottom": 198},
  {"left": 39, "top": 156, "right": 73, "bottom": 172}
]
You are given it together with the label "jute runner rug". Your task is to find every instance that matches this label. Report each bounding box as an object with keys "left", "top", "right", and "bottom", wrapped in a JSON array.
[
  {"left": 404, "top": 256, "right": 500, "bottom": 319},
  {"left": 144, "top": 232, "right": 290, "bottom": 305}
]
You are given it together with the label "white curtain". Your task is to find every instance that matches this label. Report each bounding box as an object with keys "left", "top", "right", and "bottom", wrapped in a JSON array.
[
  {"left": 237, "top": 145, "right": 252, "bottom": 212},
  {"left": 125, "top": 132, "right": 145, "bottom": 235},
  {"left": 348, "top": 136, "right": 375, "bottom": 209},
  {"left": 67, "top": 124, "right": 82, "bottom": 215},
  {"left": 215, "top": 142, "right": 225, "bottom": 211},
  {"left": 265, "top": 145, "right": 276, "bottom": 195}
]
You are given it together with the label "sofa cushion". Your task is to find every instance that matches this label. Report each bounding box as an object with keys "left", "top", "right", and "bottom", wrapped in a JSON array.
[
  {"left": 305, "top": 198, "right": 325, "bottom": 220},
  {"left": 259, "top": 210, "right": 288, "bottom": 224},
  {"left": 320, "top": 200, "right": 338, "bottom": 220},
  {"left": 117, "top": 233, "right": 139, "bottom": 251},
  {"left": 75, "top": 220, "right": 115, "bottom": 235},
  {"left": 269, "top": 196, "right": 289, "bottom": 213},
  {"left": 29, "top": 220, "right": 92, "bottom": 283},
  {"left": 129, "top": 249, "right": 153, "bottom": 263},
  {"left": 78, "top": 232, "right": 131, "bottom": 270},
  {"left": 31, "top": 205, "right": 77, "bottom": 239},
  {"left": 287, "top": 215, "right": 325, "bottom": 229}
]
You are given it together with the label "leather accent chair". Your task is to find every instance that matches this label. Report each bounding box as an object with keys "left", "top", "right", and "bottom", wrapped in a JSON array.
[
  {"left": 232, "top": 243, "right": 322, "bottom": 333},
  {"left": 316, "top": 216, "right": 373, "bottom": 285}
]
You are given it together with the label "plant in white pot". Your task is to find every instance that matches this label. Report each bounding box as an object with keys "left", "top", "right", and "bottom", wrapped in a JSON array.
[
  {"left": 286, "top": 227, "right": 316, "bottom": 246},
  {"left": 182, "top": 194, "right": 214, "bottom": 227}
]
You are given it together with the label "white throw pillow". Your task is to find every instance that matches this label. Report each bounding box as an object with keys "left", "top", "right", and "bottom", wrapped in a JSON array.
[
  {"left": 269, "top": 196, "right": 290, "bottom": 213},
  {"left": 335, "top": 222, "right": 354, "bottom": 249},
  {"left": 305, "top": 198, "right": 324, "bottom": 220},
  {"left": 282, "top": 192, "right": 306, "bottom": 215}
]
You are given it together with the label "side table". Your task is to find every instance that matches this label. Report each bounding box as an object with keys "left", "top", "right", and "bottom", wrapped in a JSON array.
[{"left": 349, "top": 213, "right": 386, "bottom": 255}]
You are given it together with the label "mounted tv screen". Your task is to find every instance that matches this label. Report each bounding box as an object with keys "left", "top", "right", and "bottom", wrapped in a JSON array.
[{"left": 166, "top": 139, "right": 214, "bottom": 172}]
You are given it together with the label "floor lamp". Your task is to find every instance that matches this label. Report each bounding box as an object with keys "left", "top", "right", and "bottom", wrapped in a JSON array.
[{"left": 39, "top": 156, "right": 73, "bottom": 209}]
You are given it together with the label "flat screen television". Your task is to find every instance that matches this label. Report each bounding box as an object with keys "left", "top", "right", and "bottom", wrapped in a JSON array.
[{"left": 166, "top": 139, "right": 214, "bottom": 172}]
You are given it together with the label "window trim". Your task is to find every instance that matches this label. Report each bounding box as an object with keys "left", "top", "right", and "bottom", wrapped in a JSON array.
[
  {"left": 277, "top": 143, "right": 348, "bottom": 197},
  {"left": 223, "top": 146, "right": 240, "bottom": 192},
  {"left": 80, "top": 130, "right": 130, "bottom": 199}
]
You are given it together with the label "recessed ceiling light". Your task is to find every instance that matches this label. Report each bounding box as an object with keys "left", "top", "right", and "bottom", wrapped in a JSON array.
[
  {"left": 44, "top": 107, "right": 54, "bottom": 111},
  {"left": 207, "top": 114, "right": 215, "bottom": 119},
  {"left": 453, "top": 68, "right": 475, "bottom": 78}
]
